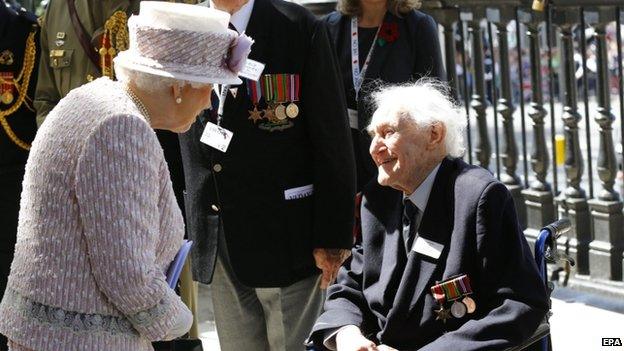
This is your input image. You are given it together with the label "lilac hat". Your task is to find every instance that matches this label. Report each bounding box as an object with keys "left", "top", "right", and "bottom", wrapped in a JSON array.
[{"left": 114, "top": 1, "right": 253, "bottom": 85}]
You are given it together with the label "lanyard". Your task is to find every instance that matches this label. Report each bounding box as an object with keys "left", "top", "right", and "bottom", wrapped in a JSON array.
[
  {"left": 351, "top": 17, "right": 380, "bottom": 100},
  {"left": 217, "top": 84, "right": 229, "bottom": 126}
]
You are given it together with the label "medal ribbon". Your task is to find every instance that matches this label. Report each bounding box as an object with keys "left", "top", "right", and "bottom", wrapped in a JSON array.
[
  {"left": 246, "top": 79, "right": 261, "bottom": 105},
  {"left": 0, "top": 72, "right": 14, "bottom": 98},
  {"left": 288, "top": 74, "right": 300, "bottom": 102},
  {"left": 351, "top": 17, "right": 380, "bottom": 100},
  {"left": 261, "top": 74, "right": 274, "bottom": 103},
  {"left": 430, "top": 284, "right": 446, "bottom": 305},
  {"left": 432, "top": 274, "right": 473, "bottom": 302}
]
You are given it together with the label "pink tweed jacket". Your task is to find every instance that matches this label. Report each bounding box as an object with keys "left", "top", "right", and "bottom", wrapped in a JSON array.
[{"left": 0, "top": 78, "right": 189, "bottom": 350}]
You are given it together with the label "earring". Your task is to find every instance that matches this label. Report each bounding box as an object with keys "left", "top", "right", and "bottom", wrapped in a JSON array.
[{"left": 175, "top": 97, "right": 182, "bottom": 104}]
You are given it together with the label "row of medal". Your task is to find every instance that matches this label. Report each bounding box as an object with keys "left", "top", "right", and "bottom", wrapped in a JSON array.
[
  {"left": 246, "top": 74, "right": 300, "bottom": 122},
  {"left": 430, "top": 274, "right": 476, "bottom": 323}
]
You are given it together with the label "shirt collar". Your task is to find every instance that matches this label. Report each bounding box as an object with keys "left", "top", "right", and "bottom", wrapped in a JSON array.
[
  {"left": 404, "top": 163, "right": 441, "bottom": 214},
  {"left": 207, "top": 0, "right": 255, "bottom": 33}
]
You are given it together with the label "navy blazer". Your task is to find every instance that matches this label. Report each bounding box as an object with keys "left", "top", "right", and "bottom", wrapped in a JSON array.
[
  {"left": 324, "top": 10, "right": 445, "bottom": 190},
  {"left": 179, "top": 0, "right": 356, "bottom": 287},
  {"left": 310, "top": 158, "right": 549, "bottom": 350}
]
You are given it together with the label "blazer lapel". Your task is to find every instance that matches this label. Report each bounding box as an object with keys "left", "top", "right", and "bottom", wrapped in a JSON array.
[{"left": 389, "top": 159, "right": 457, "bottom": 322}]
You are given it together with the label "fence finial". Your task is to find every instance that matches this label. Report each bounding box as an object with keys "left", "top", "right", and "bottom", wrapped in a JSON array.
[{"left": 532, "top": 0, "right": 547, "bottom": 11}]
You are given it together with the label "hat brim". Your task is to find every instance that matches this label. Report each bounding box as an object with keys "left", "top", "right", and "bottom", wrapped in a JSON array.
[{"left": 114, "top": 53, "right": 242, "bottom": 86}]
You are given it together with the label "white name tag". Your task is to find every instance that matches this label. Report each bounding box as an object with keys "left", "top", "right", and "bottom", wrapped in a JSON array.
[
  {"left": 200, "top": 122, "right": 233, "bottom": 152},
  {"left": 347, "top": 108, "right": 358, "bottom": 129},
  {"left": 412, "top": 236, "right": 444, "bottom": 259},
  {"left": 284, "top": 184, "right": 314, "bottom": 200},
  {"left": 239, "top": 59, "right": 265, "bottom": 81}
]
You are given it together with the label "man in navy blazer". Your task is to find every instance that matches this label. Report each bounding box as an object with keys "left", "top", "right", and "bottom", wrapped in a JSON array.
[{"left": 309, "top": 80, "right": 549, "bottom": 351}]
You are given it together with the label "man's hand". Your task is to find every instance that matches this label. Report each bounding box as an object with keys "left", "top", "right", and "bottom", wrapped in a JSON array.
[
  {"left": 313, "top": 248, "right": 351, "bottom": 289},
  {"left": 335, "top": 325, "right": 377, "bottom": 351}
]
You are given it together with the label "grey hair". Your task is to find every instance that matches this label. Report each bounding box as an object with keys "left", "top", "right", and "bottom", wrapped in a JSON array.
[
  {"left": 367, "top": 79, "right": 466, "bottom": 158},
  {"left": 114, "top": 63, "right": 211, "bottom": 93}
]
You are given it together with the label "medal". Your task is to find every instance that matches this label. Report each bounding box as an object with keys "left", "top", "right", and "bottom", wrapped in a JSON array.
[
  {"left": 286, "top": 74, "right": 300, "bottom": 118},
  {"left": 1, "top": 91, "right": 13, "bottom": 105},
  {"left": 450, "top": 300, "right": 467, "bottom": 318},
  {"left": 434, "top": 305, "right": 451, "bottom": 323},
  {"left": 286, "top": 103, "right": 299, "bottom": 118},
  {"left": 275, "top": 104, "right": 287, "bottom": 120},
  {"left": 263, "top": 104, "right": 277, "bottom": 121},
  {"left": 0, "top": 72, "right": 15, "bottom": 105},
  {"left": 462, "top": 296, "right": 476, "bottom": 314},
  {"left": 246, "top": 79, "right": 264, "bottom": 122}
]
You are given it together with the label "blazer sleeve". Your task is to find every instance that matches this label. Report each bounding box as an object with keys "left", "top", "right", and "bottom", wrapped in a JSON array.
[
  {"left": 302, "top": 19, "right": 356, "bottom": 249},
  {"left": 33, "top": 8, "right": 59, "bottom": 127},
  {"left": 419, "top": 182, "right": 549, "bottom": 351},
  {"left": 310, "top": 244, "right": 372, "bottom": 346},
  {"left": 75, "top": 115, "right": 190, "bottom": 341},
  {"left": 412, "top": 13, "right": 445, "bottom": 81}
]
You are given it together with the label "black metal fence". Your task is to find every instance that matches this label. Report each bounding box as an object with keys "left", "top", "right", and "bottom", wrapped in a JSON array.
[{"left": 300, "top": 0, "right": 624, "bottom": 297}]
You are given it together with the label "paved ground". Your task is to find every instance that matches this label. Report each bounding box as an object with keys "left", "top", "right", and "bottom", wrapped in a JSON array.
[{"left": 195, "top": 283, "right": 624, "bottom": 351}]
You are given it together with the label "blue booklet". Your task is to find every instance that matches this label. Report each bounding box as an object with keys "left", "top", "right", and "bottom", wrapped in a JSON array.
[{"left": 166, "top": 240, "right": 193, "bottom": 289}]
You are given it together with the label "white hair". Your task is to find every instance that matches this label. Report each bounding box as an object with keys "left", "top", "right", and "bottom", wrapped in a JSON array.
[
  {"left": 114, "top": 63, "right": 211, "bottom": 93},
  {"left": 367, "top": 79, "right": 466, "bottom": 158}
]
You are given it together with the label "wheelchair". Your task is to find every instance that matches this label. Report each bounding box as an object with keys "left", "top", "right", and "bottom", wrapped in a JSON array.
[{"left": 505, "top": 219, "right": 576, "bottom": 351}]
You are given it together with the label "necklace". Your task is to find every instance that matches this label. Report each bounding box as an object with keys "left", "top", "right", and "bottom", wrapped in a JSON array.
[{"left": 124, "top": 85, "right": 151, "bottom": 125}]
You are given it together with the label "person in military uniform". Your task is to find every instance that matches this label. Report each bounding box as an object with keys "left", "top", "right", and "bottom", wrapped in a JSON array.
[
  {"left": 0, "top": 1, "right": 39, "bottom": 350},
  {"left": 33, "top": 0, "right": 201, "bottom": 339}
]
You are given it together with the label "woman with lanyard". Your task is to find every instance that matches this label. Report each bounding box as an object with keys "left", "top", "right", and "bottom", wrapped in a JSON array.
[{"left": 323, "top": 0, "right": 445, "bottom": 191}]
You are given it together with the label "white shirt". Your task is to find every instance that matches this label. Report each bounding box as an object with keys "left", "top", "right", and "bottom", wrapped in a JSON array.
[{"left": 204, "top": 0, "right": 255, "bottom": 33}]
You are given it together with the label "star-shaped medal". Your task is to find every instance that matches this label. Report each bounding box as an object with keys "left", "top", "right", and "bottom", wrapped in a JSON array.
[
  {"left": 434, "top": 305, "right": 451, "bottom": 323},
  {"left": 248, "top": 106, "right": 263, "bottom": 122},
  {"left": 263, "top": 106, "right": 276, "bottom": 122}
]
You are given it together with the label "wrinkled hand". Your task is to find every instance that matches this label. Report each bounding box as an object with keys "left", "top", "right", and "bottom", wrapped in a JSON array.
[
  {"left": 336, "top": 325, "right": 377, "bottom": 351},
  {"left": 313, "top": 248, "right": 351, "bottom": 289},
  {"left": 377, "top": 345, "right": 398, "bottom": 351}
]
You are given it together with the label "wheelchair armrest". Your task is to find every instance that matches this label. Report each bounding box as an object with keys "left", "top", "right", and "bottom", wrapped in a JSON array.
[{"left": 503, "top": 321, "right": 550, "bottom": 351}]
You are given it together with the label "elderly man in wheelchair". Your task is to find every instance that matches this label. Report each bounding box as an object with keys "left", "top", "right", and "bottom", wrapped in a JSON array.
[{"left": 307, "top": 81, "right": 557, "bottom": 351}]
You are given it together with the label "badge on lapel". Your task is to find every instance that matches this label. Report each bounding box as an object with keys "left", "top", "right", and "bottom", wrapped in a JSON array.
[
  {"left": 430, "top": 274, "right": 476, "bottom": 323},
  {"left": 246, "top": 74, "right": 300, "bottom": 132}
]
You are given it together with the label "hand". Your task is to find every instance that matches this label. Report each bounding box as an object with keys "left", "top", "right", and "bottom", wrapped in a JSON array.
[
  {"left": 163, "top": 306, "right": 193, "bottom": 340},
  {"left": 377, "top": 345, "right": 398, "bottom": 351},
  {"left": 335, "top": 325, "right": 377, "bottom": 351},
  {"left": 313, "top": 248, "right": 351, "bottom": 289}
]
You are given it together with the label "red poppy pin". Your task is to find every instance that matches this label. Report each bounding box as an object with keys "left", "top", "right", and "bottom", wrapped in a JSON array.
[{"left": 377, "top": 22, "right": 399, "bottom": 47}]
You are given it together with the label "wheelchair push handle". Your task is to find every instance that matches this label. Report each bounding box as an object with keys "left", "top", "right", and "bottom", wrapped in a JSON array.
[
  {"left": 540, "top": 219, "right": 575, "bottom": 267},
  {"left": 542, "top": 218, "right": 571, "bottom": 240}
]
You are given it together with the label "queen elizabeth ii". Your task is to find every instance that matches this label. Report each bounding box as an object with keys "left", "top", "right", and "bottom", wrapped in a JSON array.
[{"left": 0, "top": 2, "right": 251, "bottom": 350}]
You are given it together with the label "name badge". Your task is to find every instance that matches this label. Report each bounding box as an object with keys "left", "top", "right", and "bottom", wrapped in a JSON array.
[
  {"left": 239, "top": 59, "right": 265, "bottom": 81},
  {"left": 347, "top": 108, "right": 358, "bottom": 129},
  {"left": 200, "top": 122, "right": 233, "bottom": 152},
  {"left": 284, "top": 184, "right": 314, "bottom": 200},
  {"left": 412, "top": 236, "right": 444, "bottom": 259}
]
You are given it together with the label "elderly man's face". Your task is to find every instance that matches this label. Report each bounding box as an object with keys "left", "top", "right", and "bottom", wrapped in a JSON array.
[
  {"left": 211, "top": 0, "right": 249, "bottom": 14},
  {"left": 369, "top": 114, "right": 429, "bottom": 193}
]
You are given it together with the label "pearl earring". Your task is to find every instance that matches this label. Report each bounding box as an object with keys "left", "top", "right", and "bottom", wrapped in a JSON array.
[{"left": 175, "top": 97, "right": 182, "bottom": 104}]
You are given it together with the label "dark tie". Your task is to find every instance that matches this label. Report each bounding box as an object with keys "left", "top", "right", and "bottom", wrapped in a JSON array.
[{"left": 402, "top": 199, "right": 418, "bottom": 254}]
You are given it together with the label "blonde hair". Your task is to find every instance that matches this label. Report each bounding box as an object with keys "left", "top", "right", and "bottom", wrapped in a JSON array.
[{"left": 336, "top": 0, "right": 422, "bottom": 17}]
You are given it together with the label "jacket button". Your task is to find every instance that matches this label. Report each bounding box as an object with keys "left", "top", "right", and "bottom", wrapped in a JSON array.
[
  {"left": 211, "top": 204, "right": 220, "bottom": 212},
  {"left": 213, "top": 163, "right": 222, "bottom": 172}
]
